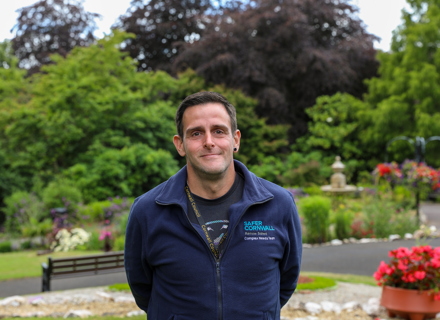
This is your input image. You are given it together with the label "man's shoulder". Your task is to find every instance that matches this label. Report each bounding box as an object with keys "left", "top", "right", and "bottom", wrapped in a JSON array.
[
  {"left": 255, "top": 176, "right": 293, "bottom": 199},
  {"left": 130, "top": 180, "right": 169, "bottom": 212}
]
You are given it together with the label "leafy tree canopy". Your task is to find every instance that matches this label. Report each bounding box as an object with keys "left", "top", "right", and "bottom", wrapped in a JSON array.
[
  {"left": 0, "top": 31, "right": 288, "bottom": 203},
  {"left": 113, "top": 0, "right": 212, "bottom": 72},
  {"left": 11, "top": 0, "right": 100, "bottom": 74},
  {"left": 173, "top": 0, "right": 379, "bottom": 141},
  {"left": 360, "top": 0, "right": 440, "bottom": 167}
]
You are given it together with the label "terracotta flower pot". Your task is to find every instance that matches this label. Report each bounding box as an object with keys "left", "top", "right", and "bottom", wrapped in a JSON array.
[{"left": 381, "top": 285, "right": 440, "bottom": 320}]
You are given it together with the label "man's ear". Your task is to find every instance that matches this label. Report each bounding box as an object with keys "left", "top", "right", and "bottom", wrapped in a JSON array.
[
  {"left": 173, "top": 135, "right": 186, "bottom": 157},
  {"left": 233, "top": 130, "right": 241, "bottom": 152}
]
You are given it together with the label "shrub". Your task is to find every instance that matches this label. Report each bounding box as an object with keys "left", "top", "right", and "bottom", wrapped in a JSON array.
[
  {"left": 42, "top": 181, "right": 83, "bottom": 211},
  {"left": 362, "top": 201, "right": 395, "bottom": 238},
  {"left": 114, "top": 235, "right": 125, "bottom": 251},
  {"left": 3, "top": 191, "right": 46, "bottom": 234},
  {"left": 116, "top": 213, "right": 130, "bottom": 235},
  {"left": 85, "top": 230, "right": 102, "bottom": 251},
  {"left": 20, "top": 240, "right": 31, "bottom": 250},
  {"left": 0, "top": 241, "right": 12, "bottom": 253},
  {"left": 334, "top": 210, "right": 351, "bottom": 240},
  {"left": 299, "top": 196, "right": 331, "bottom": 243}
]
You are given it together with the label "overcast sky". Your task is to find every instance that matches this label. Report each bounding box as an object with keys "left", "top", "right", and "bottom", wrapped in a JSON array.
[{"left": 0, "top": 0, "right": 409, "bottom": 52}]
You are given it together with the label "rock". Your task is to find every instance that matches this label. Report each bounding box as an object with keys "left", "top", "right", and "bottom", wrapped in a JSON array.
[
  {"left": 29, "top": 296, "right": 46, "bottom": 305},
  {"left": 348, "top": 237, "right": 358, "bottom": 243},
  {"left": 0, "top": 295, "right": 26, "bottom": 306},
  {"left": 436, "top": 312, "right": 440, "bottom": 318},
  {"left": 404, "top": 233, "right": 413, "bottom": 240},
  {"left": 304, "top": 302, "right": 322, "bottom": 315},
  {"left": 330, "top": 239, "right": 343, "bottom": 246},
  {"left": 341, "top": 301, "right": 361, "bottom": 311},
  {"left": 95, "top": 291, "right": 114, "bottom": 301},
  {"left": 115, "top": 296, "right": 135, "bottom": 303},
  {"left": 320, "top": 301, "right": 341, "bottom": 313},
  {"left": 388, "top": 234, "right": 401, "bottom": 241},
  {"left": 291, "top": 317, "right": 319, "bottom": 320},
  {"left": 127, "top": 310, "right": 145, "bottom": 317},
  {"left": 63, "top": 310, "right": 93, "bottom": 318},
  {"left": 359, "top": 238, "right": 378, "bottom": 243},
  {"left": 302, "top": 243, "right": 312, "bottom": 248},
  {"left": 361, "top": 297, "right": 380, "bottom": 315}
]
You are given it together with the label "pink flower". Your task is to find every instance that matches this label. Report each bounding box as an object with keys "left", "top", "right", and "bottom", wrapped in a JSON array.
[
  {"left": 414, "top": 271, "right": 426, "bottom": 280},
  {"left": 99, "top": 230, "right": 112, "bottom": 241}
]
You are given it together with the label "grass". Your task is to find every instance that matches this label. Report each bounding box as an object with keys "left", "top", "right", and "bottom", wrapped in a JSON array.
[
  {"left": 0, "top": 250, "right": 102, "bottom": 281},
  {"left": 0, "top": 316, "right": 146, "bottom": 320},
  {"left": 296, "top": 276, "right": 336, "bottom": 291},
  {"left": 301, "top": 271, "right": 377, "bottom": 286}
]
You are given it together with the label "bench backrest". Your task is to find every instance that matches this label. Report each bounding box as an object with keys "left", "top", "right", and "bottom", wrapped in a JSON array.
[{"left": 48, "top": 251, "right": 124, "bottom": 278}]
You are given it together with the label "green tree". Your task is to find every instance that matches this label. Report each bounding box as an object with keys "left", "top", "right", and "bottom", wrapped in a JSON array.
[
  {"left": 297, "top": 93, "right": 369, "bottom": 182},
  {"left": 360, "top": 0, "right": 440, "bottom": 167}
]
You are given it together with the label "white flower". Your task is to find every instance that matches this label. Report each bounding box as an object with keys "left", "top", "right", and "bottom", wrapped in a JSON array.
[{"left": 51, "top": 228, "right": 91, "bottom": 252}]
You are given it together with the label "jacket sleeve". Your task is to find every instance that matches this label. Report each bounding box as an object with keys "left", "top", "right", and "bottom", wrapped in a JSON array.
[
  {"left": 124, "top": 201, "right": 152, "bottom": 312},
  {"left": 279, "top": 194, "right": 303, "bottom": 307}
]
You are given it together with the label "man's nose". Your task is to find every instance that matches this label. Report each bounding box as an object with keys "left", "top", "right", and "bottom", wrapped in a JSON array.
[{"left": 204, "top": 132, "right": 215, "bottom": 148}]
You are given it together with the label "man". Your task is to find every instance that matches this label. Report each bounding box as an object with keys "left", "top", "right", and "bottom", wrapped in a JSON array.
[{"left": 125, "top": 91, "right": 302, "bottom": 320}]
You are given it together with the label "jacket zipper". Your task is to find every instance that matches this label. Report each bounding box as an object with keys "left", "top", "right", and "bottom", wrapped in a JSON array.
[{"left": 157, "top": 198, "right": 272, "bottom": 320}]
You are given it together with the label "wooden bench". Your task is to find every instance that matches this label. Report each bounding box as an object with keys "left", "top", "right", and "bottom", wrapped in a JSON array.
[{"left": 41, "top": 251, "right": 124, "bottom": 292}]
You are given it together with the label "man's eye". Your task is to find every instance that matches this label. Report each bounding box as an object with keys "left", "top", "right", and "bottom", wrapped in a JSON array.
[
  {"left": 192, "top": 132, "right": 201, "bottom": 136},
  {"left": 215, "top": 130, "right": 224, "bottom": 134}
]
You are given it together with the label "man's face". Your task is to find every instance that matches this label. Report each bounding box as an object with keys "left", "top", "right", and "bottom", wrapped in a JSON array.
[{"left": 173, "top": 103, "right": 240, "bottom": 180}]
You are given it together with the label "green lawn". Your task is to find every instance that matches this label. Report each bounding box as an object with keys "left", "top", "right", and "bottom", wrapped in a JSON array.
[
  {"left": 0, "top": 250, "right": 102, "bottom": 281},
  {"left": 301, "top": 271, "right": 377, "bottom": 286}
]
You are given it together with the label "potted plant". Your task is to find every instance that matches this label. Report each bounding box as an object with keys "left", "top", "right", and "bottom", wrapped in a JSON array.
[{"left": 374, "top": 245, "right": 440, "bottom": 320}]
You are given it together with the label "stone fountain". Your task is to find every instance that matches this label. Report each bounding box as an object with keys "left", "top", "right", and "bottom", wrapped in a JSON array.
[{"left": 321, "top": 156, "right": 357, "bottom": 194}]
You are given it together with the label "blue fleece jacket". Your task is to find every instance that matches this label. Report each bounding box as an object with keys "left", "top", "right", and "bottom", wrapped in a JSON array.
[{"left": 125, "top": 160, "right": 302, "bottom": 320}]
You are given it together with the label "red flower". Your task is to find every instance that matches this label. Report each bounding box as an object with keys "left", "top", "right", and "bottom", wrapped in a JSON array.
[
  {"left": 377, "top": 164, "right": 392, "bottom": 177},
  {"left": 414, "top": 271, "right": 426, "bottom": 280}
]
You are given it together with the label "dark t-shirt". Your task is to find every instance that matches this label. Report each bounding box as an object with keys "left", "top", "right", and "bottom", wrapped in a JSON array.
[{"left": 187, "top": 172, "right": 244, "bottom": 253}]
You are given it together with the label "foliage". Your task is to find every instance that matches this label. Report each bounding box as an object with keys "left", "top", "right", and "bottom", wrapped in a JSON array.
[
  {"left": 3, "top": 191, "right": 46, "bottom": 234},
  {"left": 79, "top": 197, "right": 132, "bottom": 223},
  {"left": 113, "top": 235, "right": 125, "bottom": 251},
  {"left": 301, "top": 271, "right": 376, "bottom": 286},
  {"left": 299, "top": 196, "right": 331, "bottom": 243},
  {"left": 0, "top": 241, "right": 12, "bottom": 253},
  {"left": 297, "top": 93, "right": 370, "bottom": 181},
  {"left": 41, "top": 181, "right": 83, "bottom": 211},
  {"left": 334, "top": 210, "right": 352, "bottom": 241},
  {"left": 374, "top": 245, "right": 440, "bottom": 300},
  {"left": 50, "top": 228, "right": 91, "bottom": 252},
  {"left": 20, "top": 217, "right": 53, "bottom": 240},
  {"left": 174, "top": 0, "right": 378, "bottom": 141},
  {"left": 373, "top": 160, "right": 440, "bottom": 202},
  {"left": 84, "top": 229, "right": 102, "bottom": 251},
  {"left": 359, "top": 0, "right": 440, "bottom": 168},
  {"left": 348, "top": 193, "right": 418, "bottom": 239},
  {"left": 11, "top": 0, "right": 100, "bottom": 74},
  {"left": 114, "top": 0, "right": 212, "bottom": 72},
  {"left": 248, "top": 151, "right": 331, "bottom": 185}
]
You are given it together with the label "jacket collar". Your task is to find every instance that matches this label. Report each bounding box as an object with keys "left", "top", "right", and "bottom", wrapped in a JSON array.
[{"left": 155, "top": 160, "right": 273, "bottom": 208}]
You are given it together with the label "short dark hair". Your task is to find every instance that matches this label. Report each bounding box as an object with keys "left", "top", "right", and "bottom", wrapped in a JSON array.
[{"left": 175, "top": 91, "right": 237, "bottom": 138}]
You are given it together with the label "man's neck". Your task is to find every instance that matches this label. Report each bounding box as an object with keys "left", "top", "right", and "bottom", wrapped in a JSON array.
[{"left": 187, "top": 168, "right": 236, "bottom": 200}]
